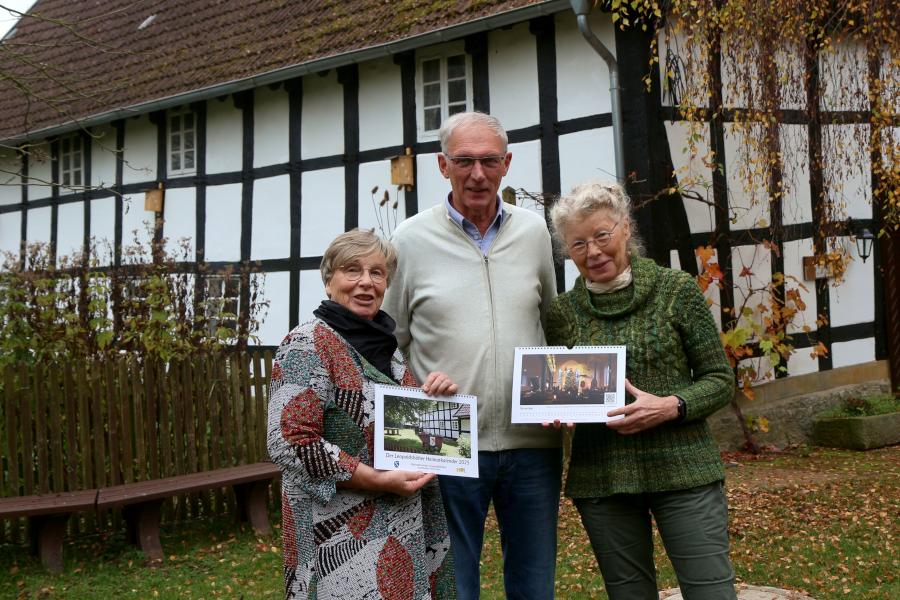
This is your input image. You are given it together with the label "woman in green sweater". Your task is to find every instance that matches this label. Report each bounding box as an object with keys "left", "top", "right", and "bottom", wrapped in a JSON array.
[{"left": 546, "top": 180, "right": 737, "bottom": 600}]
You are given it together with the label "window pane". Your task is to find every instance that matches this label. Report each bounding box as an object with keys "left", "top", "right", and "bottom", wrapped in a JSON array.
[
  {"left": 424, "top": 82, "right": 440, "bottom": 107},
  {"left": 172, "top": 153, "right": 181, "bottom": 171},
  {"left": 184, "top": 113, "right": 194, "bottom": 129},
  {"left": 61, "top": 138, "right": 70, "bottom": 154},
  {"left": 424, "top": 107, "right": 441, "bottom": 131},
  {"left": 185, "top": 132, "right": 194, "bottom": 150},
  {"left": 448, "top": 103, "right": 465, "bottom": 116},
  {"left": 171, "top": 133, "right": 181, "bottom": 152},
  {"left": 184, "top": 150, "right": 195, "bottom": 170},
  {"left": 447, "top": 55, "right": 466, "bottom": 79},
  {"left": 62, "top": 173, "right": 70, "bottom": 186},
  {"left": 62, "top": 155, "right": 70, "bottom": 171},
  {"left": 74, "top": 171, "right": 82, "bottom": 186},
  {"left": 73, "top": 152, "right": 81, "bottom": 169},
  {"left": 448, "top": 79, "right": 466, "bottom": 103},
  {"left": 170, "top": 115, "right": 181, "bottom": 131},
  {"left": 423, "top": 59, "right": 440, "bottom": 82}
]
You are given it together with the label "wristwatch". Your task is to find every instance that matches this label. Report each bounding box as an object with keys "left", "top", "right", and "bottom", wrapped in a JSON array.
[{"left": 675, "top": 396, "right": 686, "bottom": 422}]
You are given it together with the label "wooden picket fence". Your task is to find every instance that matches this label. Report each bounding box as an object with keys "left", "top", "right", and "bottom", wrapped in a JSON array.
[{"left": 0, "top": 350, "right": 275, "bottom": 543}]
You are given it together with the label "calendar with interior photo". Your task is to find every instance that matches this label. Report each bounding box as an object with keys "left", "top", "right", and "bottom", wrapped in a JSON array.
[{"left": 511, "top": 346, "right": 626, "bottom": 423}]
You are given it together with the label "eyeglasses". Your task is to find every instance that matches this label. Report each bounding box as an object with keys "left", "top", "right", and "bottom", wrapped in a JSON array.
[
  {"left": 444, "top": 154, "right": 506, "bottom": 170},
  {"left": 568, "top": 222, "right": 620, "bottom": 256},
  {"left": 339, "top": 264, "right": 387, "bottom": 284}
]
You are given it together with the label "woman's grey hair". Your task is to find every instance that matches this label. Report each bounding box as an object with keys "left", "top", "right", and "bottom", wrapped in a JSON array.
[
  {"left": 549, "top": 180, "right": 645, "bottom": 259},
  {"left": 439, "top": 112, "right": 508, "bottom": 154},
  {"left": 320, "top": 228, "right": 398, "bottom": 287}
]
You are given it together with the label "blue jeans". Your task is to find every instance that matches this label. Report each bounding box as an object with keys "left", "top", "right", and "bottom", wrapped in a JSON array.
[{"left": 438, "top": 448, "right": 563, "bottom": 600}]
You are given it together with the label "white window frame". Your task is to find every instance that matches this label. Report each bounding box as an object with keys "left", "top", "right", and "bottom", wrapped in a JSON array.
[
  {"left": 167, "top": 107, "right": 197, "bottom": 176},
  {"left": 58, "top": 134, "right": 84, "bottom": 193},
  {"left": 416, "top": 45, "right": 474, "bottom": 140}
]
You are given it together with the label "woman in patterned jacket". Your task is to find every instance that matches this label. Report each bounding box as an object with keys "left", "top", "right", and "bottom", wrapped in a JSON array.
[{"left": 267, "top": 229, "right": 457, "bottom": 599}]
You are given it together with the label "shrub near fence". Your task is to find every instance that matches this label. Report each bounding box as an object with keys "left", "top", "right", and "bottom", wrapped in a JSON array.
[{"left": 0, "top": 351, "right": 274, "bottom": 544}]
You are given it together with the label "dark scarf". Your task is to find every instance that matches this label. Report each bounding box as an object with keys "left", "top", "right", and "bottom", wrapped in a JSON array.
[{"left": 313, "top": 300, "right": 398, "bottom": 380}]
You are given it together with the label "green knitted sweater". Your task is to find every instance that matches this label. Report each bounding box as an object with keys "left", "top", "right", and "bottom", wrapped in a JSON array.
[{"left": 546, "top": 257, "right": 735, "bottom": 498}]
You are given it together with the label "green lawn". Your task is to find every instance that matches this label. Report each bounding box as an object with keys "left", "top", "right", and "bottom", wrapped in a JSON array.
[
  {"left": 385, "top": 427, "right": 463, "bottom": 457},
  {"left": 2, "top": 446, "right": 897, "bottom": 599}
]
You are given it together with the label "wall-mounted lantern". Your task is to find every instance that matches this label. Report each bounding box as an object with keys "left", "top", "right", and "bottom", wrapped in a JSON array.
[
  {"left": 856, "top": 227, "right": 874, "bottom": 263},
  {"left": 390, "top": 147, "right": 415, "bottom": 190},
  {"left": 144, "top": 182, "right": 164, "bottom": 212}
]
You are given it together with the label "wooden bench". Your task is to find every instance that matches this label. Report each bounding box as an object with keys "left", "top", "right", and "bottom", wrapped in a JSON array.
[
  {"left": 0, "top": 490, "right": 98, "bottom": 573},
  {"left": 95, "top": 462, "right": 281, "bottom": 562}
]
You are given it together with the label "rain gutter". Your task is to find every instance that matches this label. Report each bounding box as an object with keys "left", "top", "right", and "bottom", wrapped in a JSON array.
[
  {"left": 3, "top": 0, "right": 570, "bottom": 145},
  {"left": 569, "top": 0, "right": 624, "bottom": 182}
]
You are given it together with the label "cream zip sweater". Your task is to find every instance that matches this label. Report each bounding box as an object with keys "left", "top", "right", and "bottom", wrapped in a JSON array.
[{"left": 383, "top": 202, "right": 561, "bottom": 451}]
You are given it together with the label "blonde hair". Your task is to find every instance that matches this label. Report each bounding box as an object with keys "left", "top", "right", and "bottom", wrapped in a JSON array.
[
  {"left": 549, "top": 180, "right": 645, "bottom": 258},
  {"left": 320, "top": 229, "right": 398, "bottom": 286}
]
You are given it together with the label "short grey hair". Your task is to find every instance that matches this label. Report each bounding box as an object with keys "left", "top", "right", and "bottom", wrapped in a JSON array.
[
  {"left": 549, "top": 180, "right": 645, "bottom": 258},
  {"left": 320, "top": 229, "right": 398, "bottom": 287},
  {"left": 438, "top": 112, "right": 508, "bottom": 154}
]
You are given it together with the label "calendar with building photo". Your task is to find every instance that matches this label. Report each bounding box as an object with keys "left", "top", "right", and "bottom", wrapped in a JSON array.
[
  {"left": 373, "top": 385, "right": 478, "bottom": 478},
  {"left": 511, "top": 346, "right": 627, "bottom": 424}
]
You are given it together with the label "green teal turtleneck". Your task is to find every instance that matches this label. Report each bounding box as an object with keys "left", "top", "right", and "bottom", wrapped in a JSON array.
[{"left": 546, "top": 257, "right": 735, "bottom": 498}]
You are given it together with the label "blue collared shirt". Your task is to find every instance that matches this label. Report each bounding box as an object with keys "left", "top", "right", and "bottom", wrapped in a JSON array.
[{"left": 445, "top": 193, "right": 505, "bottom": 256}]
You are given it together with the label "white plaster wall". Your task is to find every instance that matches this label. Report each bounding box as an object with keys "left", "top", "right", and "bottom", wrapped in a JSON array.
[
  {"left": 90, "top": 196, "right": 116, "bottom": 264},
  {"left": 301, "top": 71, "right": 344, "bottom": 159},
  {"left": 299, "top": 269, "right": 326, "bottom": 323},
  {"left": 206, "top": 99, "right": 244, "bottom": 174},
  {"left": 656, "top": 22, "right": 709, "bottom": 109},
  {"left": 831, "top": 338, "right": 875, "bottom": 369},
  {"left": 821, "top": 124, "right": 872, "bottom": 220},
  {"left": 91, "top": 124, "right": 118, "bottom": 190},
  {"left": 120, "top": 194, "right": 153, "bottom": 258},
  {"left": 563, "top": 259, "right": 579, "bottom": 291},
  {"left": 358, "top": 160, "right": 405, "bottom": 237},
  {"left": 779, "top": 125, "right": 813, "bottom": 226},
  {"left": 828, "top": 236, "right": 874, "bottom": 327},
  {"left": 724, "top": 123, "right": 769, "bottom": 230},
  {"left": 26, "top": 206, "right": 51, "bottom": 246},
  {"left": 56, "top": 201, "right": 84, "bottom": 258},
  {"left": 300, "top": 167, "right": 344, "bottom": 256},
  {"left": 413, "top": 152, "right": 447, "bottom": 213},
  {"left": 488, "top": 23, "right": 539, "bottom": 131},
  {"left": 782, "top": 238, "right": 818, "bottom": 335},
  {"left": 0, "top": 150, "right": 21, "bottom": 205},
  {"left": 776, "top": 45, "right": 806, "bottom": 111},
  {"left": 254, "top": 270, "right": 290, "bottom": 346},
  {"left": 26, "top": 142, "right": 52, "bottom": 202},
  {"left": 0, "top": 212, "right": 21, "bottom": 257},
  {"left": 505, "top": 140, "right": 544, "bottom": 218},
  {"left": 819, "top": 41, "right": 868, "bottom": 112},
  {"left": 163, "top": 187, "right": 196, "bottom": 260},
  {"left": 669, "top": 249, "right": 681, "bottom": 270},
  {"left": 358, "top": 58, "right": 403, "bottom": 152},
  {"left": 555, "top": 11, "right": 614, "bottom": 120},
  {"left": 251, "top": 175, "right": 291, "bottom": 260},
  {"left": 721, "top": 38, "right": 764, "bottom": 109},
  {"left": 122, "top": 116, "right": 157, "bottom": 185},
  {"left": 691, "top": 246, "right": 723, "bottom": 332},
  {"left": 254, "top": 87, "right": 290, "bottom": 168},
  {"left": 786, "top": 350, "right": 820, "bottom": 377},
  {"left": 558, "top": 128, "right": 616, "bottom": 194},
  {"left": 204, "top": 183, "right": 243, "bottom": 261},
  {"left": 730, "top": 244, "right": 772, "bottom": 336},
  {"left": 665, "top": 121, "right": 716, "bottom": 233}
]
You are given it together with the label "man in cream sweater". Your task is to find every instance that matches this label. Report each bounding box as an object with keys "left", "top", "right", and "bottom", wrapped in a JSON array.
[{"left": 383, "top": 112, "right": 560, "bottom": 599}]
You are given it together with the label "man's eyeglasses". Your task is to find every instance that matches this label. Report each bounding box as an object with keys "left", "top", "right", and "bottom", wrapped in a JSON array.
[
  {"left": 444, "top": 154, "right": 506, "bottom": 170},
  {"left": 339, "top": 264, "right": 387, "bottom": 284},
  {"left": 568, "top": 223, "right": 620, "bottom": 256}
]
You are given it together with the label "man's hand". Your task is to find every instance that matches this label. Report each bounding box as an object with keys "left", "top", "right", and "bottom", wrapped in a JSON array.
[
  {"left": 422, "top": 371, "right": 459, "bottom": 396},
  {"left": 542, "top": 419, "right": 575, "bottom": 430},
  {"left": 606, "top": 379, "right": 680, "bottom": 435}
]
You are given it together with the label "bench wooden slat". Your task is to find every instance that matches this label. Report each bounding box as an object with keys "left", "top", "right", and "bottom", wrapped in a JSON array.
[
  {"left": 0, "top": 490, "right": 98, "bottom": 518},
  {"left": 96, "top": 462, "right": 280, "bottom": 508}
]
